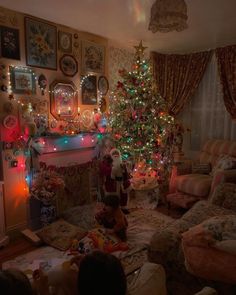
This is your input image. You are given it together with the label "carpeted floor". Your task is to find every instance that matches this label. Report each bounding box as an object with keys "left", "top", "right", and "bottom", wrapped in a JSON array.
[{"left": 2, "top": 208, "right": 174, "bottom": 277}]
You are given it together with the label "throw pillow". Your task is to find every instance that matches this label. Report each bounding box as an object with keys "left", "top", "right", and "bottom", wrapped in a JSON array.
[
  {"left": 212, "top": 154, "right": 236, "bottom": 175},
  {"left": 192, "top": 163, "right": 211, "bottom": 174},
  {"left": 37, "top": 219, "right": 87, "bottom": 251},
  {"left": 214, "top": 240, "right": 236, "bottom": 255},
  {"left": 209, "top": 183, "right": 236, "bottom": 209}
]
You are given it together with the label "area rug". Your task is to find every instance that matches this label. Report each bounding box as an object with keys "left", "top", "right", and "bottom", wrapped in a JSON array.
[
  {"left": 37, "top": 219, "right": 87, "bottom": 251},
  {"left": 2, "top": 206, "right": 173, "bottom": 277}
]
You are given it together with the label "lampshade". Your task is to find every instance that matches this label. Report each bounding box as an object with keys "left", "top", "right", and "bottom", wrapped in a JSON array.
[{"left": 148, "top": 0, "right": 188, "bottom": 33}]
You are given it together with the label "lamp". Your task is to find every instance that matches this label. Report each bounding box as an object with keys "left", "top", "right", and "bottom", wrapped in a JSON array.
[{"left": 148, "top": 0, "right": 188, "bottom": 33}]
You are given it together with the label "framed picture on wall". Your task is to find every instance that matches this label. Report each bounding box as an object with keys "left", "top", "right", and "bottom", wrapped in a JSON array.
[
  {"left": 98, "top": 76, "right": 109, "bottom": 96},
  {"left": 58, "top": 31, "right": 72, "bottom": 53},
  {"left": 9, "top": 66, "right": 36, "bottom": 94},
  {"left": 59, "top": 54, "right": 78, "bottom": 77},
  {"left": 0, "top": 26, "right": 20, "bottom": 60},
  {"left": 50, "top": 80, "right": 78, "bottom": 121},
  {"left": 25, "top": 17, "right": 57, "bottom": 70},
  {"left": 82, "top": 40, "right": 105, "bottom": 74},
  {"left": 81, "top": 75, "right": 97, "bottom": 105}
]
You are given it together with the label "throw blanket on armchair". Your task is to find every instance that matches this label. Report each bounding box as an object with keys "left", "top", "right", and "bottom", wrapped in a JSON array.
[{"left": 182, "top": 215, "right": 236, "bottom": 283}]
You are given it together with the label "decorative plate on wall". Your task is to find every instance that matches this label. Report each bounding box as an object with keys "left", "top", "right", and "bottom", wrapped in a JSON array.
[
  {"left": 59, "top": 54, "right": 78, "bottom": 77},
  {"left": 98, "top": 76, "right": 109, "bottom": 96}
]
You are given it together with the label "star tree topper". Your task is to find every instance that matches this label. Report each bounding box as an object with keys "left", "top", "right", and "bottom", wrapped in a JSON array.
[{"left": 134, "top": 40, "right": 148, "bottom": 59}]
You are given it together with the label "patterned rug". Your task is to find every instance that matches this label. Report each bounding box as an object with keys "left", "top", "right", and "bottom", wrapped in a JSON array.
[{"left": 3, "top": 207, "right": 173, "bottom": 277}]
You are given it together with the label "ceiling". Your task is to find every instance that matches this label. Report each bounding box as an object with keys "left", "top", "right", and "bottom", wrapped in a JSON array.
[{"left": 1, "top": 0, "right": 236, "bottom": 53}]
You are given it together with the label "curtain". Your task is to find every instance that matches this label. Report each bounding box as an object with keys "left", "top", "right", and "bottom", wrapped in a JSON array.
[
  {"left": 151, "top": 50, "right": 212, "bottom": 115},
  {"left": 216, "top": 45, "right": 236, "bottom": 120},
  {"left": 180, "top": 54, "right": 236, "bottom": 155}
]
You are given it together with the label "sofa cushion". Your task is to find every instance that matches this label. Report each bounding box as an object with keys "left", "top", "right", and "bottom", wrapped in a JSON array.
[
  {"left": 166, "top": 193, "right": 198, "bottom": 209},
  {"left": 148, "top": 219, "right": 191, "bottom": 269},
  {"left": 176, "top": 174, "right": 212, "bottom": 197},
  {"left": 181, "top": 200, "right": 235, "bottom": 227},
  {"left": 182, "top": 215, "right": 236, "bottom": 284},
  {"left": 209, "top": 182, "right": 236, "bottom": 212},
  {"left": 182, "top": 243, "right": 236, "bottom": 284}
]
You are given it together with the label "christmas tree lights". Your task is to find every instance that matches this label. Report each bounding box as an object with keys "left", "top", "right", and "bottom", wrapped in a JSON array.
[{"left": 109, "top": 41, "right": 178, "bottom": 182}]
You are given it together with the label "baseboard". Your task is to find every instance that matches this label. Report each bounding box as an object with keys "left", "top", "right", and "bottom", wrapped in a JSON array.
[{"left": 6, "top": 221, "right": 28, "bottom": 239}]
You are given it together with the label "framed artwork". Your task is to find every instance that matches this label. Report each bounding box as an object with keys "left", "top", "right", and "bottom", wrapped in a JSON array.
[
  {"left": 98, "top": 76, "right": 109, "bottom": 96},
  {"left": 82, "top": 40, "right": 105, "bottom": 74},
  {"left": 59, "top": 54, "right": 78, "bottom": 77},
  {"left": 0, "top": 26, "right": 20, "bottom": 60},
  {"left": 81, "top": 75, "right": 97, "bottom": 105},
  {"left": 9, "top": 66, "right": 36, "bottom": 94},
  {"left": 25, "top": 17, "right": 57, "bottom": 70},
  {"left": 50, "top": 80, "right": 78, "bottom": 121},
  {"left": 58, "top": 31, "right": 72, "bottom": 53}
]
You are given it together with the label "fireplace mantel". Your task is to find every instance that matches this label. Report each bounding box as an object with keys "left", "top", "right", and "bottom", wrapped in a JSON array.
[{"left": 33, "top": 132, "right": 102, "bottom": 155}]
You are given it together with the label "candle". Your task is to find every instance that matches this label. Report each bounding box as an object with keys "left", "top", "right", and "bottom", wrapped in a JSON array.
[
  {"left": 78, "top": 107, "right": 80, "bottom": 113},
  {"left": 58, "top": 109, "right": 61, "bottom": 115}
]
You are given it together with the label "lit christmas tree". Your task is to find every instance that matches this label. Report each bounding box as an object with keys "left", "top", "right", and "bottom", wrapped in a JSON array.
[{"left": 109, "top": 41, "right": 178, "bottom": 186}]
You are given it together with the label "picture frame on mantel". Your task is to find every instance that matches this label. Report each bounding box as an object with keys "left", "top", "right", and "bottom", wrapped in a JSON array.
[
  {"left": 50, "top": 80, "right": 78, "bottom": 121},
  {"left": 25, "top": 17, "right": 57, "bottom": 70},
  {"left": 82, "top": 40, "right": 105, "bottom": 74},
  {"left": 0, "top": 26, "right": 20, "bottom": 60}
]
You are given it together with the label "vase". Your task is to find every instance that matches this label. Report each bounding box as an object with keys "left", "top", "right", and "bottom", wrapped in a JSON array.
[{"left": 40, "top": 202, "right": 56, "bottom": 226}]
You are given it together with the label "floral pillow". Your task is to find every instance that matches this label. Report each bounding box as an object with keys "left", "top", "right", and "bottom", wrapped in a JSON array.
[
  {"left": 209, "top": 183, "right": 236, "bottom": 210},
  {"left": 192, "top": 162, "right": 211, "bottom": 174},
  {"left": 182, "top": 215, "right": 236, "bottom": 250},
  {"left": 212, "top": 154, "right": 236, "bottom": 175}
]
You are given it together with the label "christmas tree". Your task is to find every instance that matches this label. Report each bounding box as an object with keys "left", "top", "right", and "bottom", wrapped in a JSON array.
[{"left": 109, "top": 41, "right": 177, "bottom": 185}]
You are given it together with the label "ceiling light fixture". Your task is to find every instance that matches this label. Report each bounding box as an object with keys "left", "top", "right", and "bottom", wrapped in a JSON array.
[{"left": 148, "top": 0, "right": 188, "bottom": 33}]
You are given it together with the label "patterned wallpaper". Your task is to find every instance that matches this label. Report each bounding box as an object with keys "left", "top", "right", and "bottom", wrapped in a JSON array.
[{"left": 108, "top": 46, "right": 134, "bottom": 91}]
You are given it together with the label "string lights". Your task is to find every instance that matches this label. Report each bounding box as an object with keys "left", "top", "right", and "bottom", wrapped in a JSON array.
[{"left": 6, "top": 66, "right": 104, "bottom": 135}]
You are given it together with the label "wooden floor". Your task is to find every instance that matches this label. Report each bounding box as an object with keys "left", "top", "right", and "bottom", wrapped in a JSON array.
[{"left": 0, "top": 237, "right": 37, "bottom": 268}]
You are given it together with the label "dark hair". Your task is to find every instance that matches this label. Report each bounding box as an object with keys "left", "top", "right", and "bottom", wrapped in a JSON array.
[
  {"left": 103, "top": 195, "right": 120, "bottom": 209},
  {"left": 78, "top": 251, "right": 126, "bottom": 295},
  {"left": 0, "top": 269, "right": 33, "bottom": 295}
]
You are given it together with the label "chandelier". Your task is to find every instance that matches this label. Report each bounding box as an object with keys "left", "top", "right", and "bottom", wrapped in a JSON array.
[{"left": 148, "top": 0, "right": 188, "bottom": 33}]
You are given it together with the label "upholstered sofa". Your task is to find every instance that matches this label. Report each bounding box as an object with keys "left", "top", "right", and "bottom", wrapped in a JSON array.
[
  {"left": 169, "top": 139, "right": 236, "bottom": 202},
  {"left": 148, "top": 183, "right": 236, "bottom": 294}
]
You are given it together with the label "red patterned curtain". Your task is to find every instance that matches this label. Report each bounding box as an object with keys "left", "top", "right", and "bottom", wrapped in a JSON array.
[
  {"left": 216, "top": 45, "right": 236, "bottom": 120},
  {"left": 151, "top": 50, "right": 212, "bottom": 115}
]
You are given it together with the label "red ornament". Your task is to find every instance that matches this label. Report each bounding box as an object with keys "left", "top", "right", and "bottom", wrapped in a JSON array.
[
  {"left": 117, "top": 81, "right": 124, "bottom": 89},
  {"left": 115, "top": 133, "right": 122, "bottom": 139}
]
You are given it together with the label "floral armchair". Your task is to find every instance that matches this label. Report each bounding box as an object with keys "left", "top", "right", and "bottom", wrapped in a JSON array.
[
  {"left": 170, "top": 139, "right": 236, "bottom": 200},
  {"left": 148, "top": 182, "right": 236, "bottom": 293}
]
